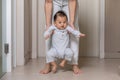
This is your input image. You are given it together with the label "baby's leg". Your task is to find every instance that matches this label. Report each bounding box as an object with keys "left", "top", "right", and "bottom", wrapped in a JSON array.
[
  {"left": 64, "top": 48, "right": 73, "bottom": 61},
  {"left": 59, "top": 59, "right": 67, "bottom": 67},
  {"left": 70, "top": 36, "right": 82, "bottom": 74},
  {"left": 46, "top": 48, "right": 57, "bottom": 63},
  {"left": 60, "top": 48, "right": 73, "bottom": 67},
  {"left": 46, "top": 48, "right": 57, "bottom": 73}
]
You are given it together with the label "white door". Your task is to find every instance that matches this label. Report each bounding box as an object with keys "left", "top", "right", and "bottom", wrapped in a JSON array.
[{"left": 0, "top": 0, "right": 12, "bottom": 77}]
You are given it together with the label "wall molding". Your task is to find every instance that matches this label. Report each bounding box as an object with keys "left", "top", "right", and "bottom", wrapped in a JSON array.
[
  {"left": 32, "top": 0, "right": 38, "bottom": 58},
  {"left": 99, "top": 0, "right": 105, "bottom": 59},
  {"left": 16, "top": 0, "right": 24, "bottom": 65}
]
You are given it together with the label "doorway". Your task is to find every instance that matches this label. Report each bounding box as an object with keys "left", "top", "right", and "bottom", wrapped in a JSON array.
[{"left": 14, "top": 0, "right": 105, "bottom": 66}]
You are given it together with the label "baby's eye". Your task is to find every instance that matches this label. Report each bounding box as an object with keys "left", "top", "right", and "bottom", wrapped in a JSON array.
[
  {"left": 59, "top": 22, "right": 61, "bottom": 24},
  {"left": 63, "top": 22, "right": 66, "bottom": 23}
]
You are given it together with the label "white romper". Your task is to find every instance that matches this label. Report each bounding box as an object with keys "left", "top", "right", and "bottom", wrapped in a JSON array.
[{"left": 44, "top": 25, "right": 80, "bottom": 63}]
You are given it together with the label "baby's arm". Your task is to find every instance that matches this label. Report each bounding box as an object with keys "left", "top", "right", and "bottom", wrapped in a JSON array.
[
  {"left": 66, "top": 26, "right": 85, "bottom": 37},
  {"left": 44, "top": 26, "right": 55, "bottom": 40}
]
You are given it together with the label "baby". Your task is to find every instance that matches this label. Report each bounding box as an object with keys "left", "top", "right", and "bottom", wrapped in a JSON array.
[{"left": 44, "top": 11, "right": 85, "bottom": 73}]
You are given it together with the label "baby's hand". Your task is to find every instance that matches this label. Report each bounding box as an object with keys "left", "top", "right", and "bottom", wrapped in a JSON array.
[
  {"left": 80, "top": 33, "right": 85, "bottom": 37},
  {"left": 45, "top": 35, "right": 50, "bottom": 40}
]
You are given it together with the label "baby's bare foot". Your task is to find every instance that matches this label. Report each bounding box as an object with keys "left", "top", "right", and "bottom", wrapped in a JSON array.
[
  {"left": 59, "top": 62, "right": 65, "bottom": 67},
  {"left": 59, "top": 60, "right": 66, "bottom": 68},
  {"left": 52, "top": 65, "right": 57, "bottom": 73}
]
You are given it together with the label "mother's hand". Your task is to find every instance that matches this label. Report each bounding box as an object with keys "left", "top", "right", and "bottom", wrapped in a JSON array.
[
  {"left": 68, "top": 22, "right": 75, "bottom": 29},
  {"left": 45, "top": 24, "right": 51, "bottom": 30}
]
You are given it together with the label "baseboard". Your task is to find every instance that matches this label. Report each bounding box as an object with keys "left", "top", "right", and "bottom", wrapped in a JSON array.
[
  {"left": 118, "top": 65, "right": 120, "bottom": 76},
  {"left": 105, "top": 52, "right": 120, "bottom": 58}
]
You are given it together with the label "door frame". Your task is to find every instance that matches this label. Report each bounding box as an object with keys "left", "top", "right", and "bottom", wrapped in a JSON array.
[
  {"left": 11, "top": 0, "right": 105, "bottom": 70},
  {"left": 12, "top": 0, "right": 17, "bottom": 68},
  {"left": 2, "top": 0, "right": 12, "bottom": 72}
]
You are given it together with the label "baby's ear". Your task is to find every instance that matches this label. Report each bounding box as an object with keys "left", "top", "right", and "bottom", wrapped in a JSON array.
[
  {"left": 54, "top": 22, "right": 56, "bottom": 25},
  {"left": 66, "top": 22, "right": 68, "bottom": 25}
]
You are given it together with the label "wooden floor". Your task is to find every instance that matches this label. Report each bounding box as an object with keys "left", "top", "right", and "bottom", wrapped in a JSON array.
[{"left": 1, "top": 57, "right": 120, "bottom": 80}]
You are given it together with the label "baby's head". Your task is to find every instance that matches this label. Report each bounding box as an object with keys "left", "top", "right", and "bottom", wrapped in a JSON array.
[{"left": 54, "top": 11, "right": 68, "bottom": 30}]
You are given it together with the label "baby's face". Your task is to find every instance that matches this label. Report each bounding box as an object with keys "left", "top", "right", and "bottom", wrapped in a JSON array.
[{"left": 54, "top": 16, "right": 67, "bottom": 30}]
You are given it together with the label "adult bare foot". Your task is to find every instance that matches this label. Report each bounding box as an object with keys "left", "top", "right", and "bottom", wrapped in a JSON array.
[
  {"left": 50, "top": 62, "right": 57, "bottom": 73},
  {"left": 40, "top": 64, "right": 51, "bottom": 74},
  {"left": 73, "top": 65, "right": 82, "bottom": 74}
]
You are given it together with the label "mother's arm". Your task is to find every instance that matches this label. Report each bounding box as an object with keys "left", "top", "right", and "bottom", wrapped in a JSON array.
[
  {"left": 68, "top": 0, "right": 77, "bottom": 29},
  {"left": 45, "top": 0, "right": 53, "bottom": 29}
]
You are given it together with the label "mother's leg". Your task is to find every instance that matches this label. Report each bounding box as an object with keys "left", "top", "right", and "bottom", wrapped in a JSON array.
[
  {"left": 40, "top": 2, "right": 62, "bottom": 74},
  {"left": 70, "top": 35, "right": 82, "bottom": 74},
  {"left": 63, "top": 4, "right": 82, "bottom": 74},
  {"left": 40, "top": 39, "right": 51, "bottom": 74},
  {"left": 52, "top": 2, "right": 62, "bottom": 21},
  {"left": 40, "top": 0, "right": 53, "bottom": 74}
]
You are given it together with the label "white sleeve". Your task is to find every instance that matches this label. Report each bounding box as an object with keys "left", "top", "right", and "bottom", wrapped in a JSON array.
[
  {"left": 44, "top": 26, "right": 56, "bottom": 38},
  {"left": 66, "top": 26, "right": 81, "bottom": 37}
]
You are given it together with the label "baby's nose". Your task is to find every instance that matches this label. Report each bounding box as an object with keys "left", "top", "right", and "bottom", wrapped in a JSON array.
[
  {"left": 61, "top": 24, "right": 64, "bottom": 26},
  {"left": 61, "top": 23, "right": 64, "bottom": 25}
]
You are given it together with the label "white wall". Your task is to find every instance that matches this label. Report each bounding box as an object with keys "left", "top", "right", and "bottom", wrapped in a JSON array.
[
  {"left": 79, "top": 0, "right": 99, "bottom": 57},
  {"left": 37, "top": 0, "right": 46, "bottom": 57},
  {"left": 37, "top": 0, "right": 100, "bottom": 57}
]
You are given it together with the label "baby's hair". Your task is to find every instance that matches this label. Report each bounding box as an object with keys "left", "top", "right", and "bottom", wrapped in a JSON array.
[{"left": 54, "top": 11, "right": 68, "bottom": 21}]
